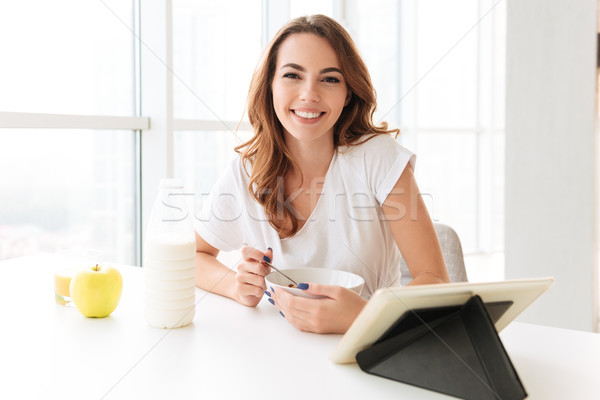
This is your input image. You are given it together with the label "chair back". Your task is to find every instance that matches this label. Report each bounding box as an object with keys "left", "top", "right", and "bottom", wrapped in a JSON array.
[{"left": 399, "top": 223, "right": 467, "bottom": 286}]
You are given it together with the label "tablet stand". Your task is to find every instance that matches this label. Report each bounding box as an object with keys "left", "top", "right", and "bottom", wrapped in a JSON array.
[{"left": 356, "top": 295, "right": 527, "bottom": 400}]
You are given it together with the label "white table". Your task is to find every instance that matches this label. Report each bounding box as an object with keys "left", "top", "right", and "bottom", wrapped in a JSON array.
[{"left": 1, "top": 254, "right": 598, "bottom": 399}]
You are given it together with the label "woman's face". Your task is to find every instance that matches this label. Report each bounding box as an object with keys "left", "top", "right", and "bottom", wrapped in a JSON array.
[{"left": 271, "top": 33, "right": 350, "bottom": 147}]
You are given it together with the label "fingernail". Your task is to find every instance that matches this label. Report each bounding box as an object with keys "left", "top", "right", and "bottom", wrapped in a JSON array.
[
  {"left": 270, "top": 286, "right": 275, "bottom": 293},
  {"left": 279, "top": 311, "right": 285, "bottom": 318},
  {"left": 264, "top": 291, "right": 271, "bottom": 297},
  {"left": 297, "top": 282, "right": 309, "bottom": 290},
  {"left": 268, "top": 298, "right": 274, "bottom": 305},
  {"left": 263, "top": 255, "right": 271, "bottom": 263}
]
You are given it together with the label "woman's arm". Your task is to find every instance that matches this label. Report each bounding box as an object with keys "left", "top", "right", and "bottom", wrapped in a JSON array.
[
  {"left": 382, "top": 165, "right": 450, "bottom": 285},
  {"left": 195, "top": 231, "right": 235, "bottom": 298},
  {"left": 195, "top": 232, "right": 272, "bottom": 307}
]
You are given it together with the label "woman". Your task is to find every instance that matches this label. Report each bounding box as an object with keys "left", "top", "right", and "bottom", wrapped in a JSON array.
[{"left": 194, "top": 14, "right": 449, "bottom": 334}]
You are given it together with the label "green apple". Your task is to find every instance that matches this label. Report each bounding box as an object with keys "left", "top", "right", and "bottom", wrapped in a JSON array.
[{"left": 70, "top": 264, "right": 123, "bottom": 318}]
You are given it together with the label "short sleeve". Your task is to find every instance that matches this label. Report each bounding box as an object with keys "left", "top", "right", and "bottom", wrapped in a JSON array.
[
  {"left": 362, "top": 134, "right": 416, "bottom": 205},
  {"left": 194, "top": 157, "right": 246, "bottom": 251}
]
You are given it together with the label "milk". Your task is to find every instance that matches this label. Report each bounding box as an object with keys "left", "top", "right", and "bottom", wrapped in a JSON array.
[
  {"left": 144, "top": 180, "right": 196, "bottom": 329},
  {"left": 144, "top": 232, "right": 196, "bottom": 261}
]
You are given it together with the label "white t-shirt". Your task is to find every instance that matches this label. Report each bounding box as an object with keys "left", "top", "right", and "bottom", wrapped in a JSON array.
[{"left": 194, "top": 134, "right": 416, "bottom": 298}]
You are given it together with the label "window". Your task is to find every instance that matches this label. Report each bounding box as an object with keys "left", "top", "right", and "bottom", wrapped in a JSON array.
[
  {"left": 0, "top": 1, "right": 134, "bottom": 115},
  {"left": 172, "top": 0, "right": 261, "bottom": 195},
  {"left": 1, "top": 1, "right": 506, "bottom": 273},
  {"left": 343, "top": 0, "right": 506, "bottom": 255},
  {"left": 0, "top": 0, "right": 141, "bottom": 264}
]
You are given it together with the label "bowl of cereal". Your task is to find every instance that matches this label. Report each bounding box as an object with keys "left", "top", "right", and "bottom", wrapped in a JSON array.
[{"left": 265, "top": 268, "right": 364, "bottom": 299}]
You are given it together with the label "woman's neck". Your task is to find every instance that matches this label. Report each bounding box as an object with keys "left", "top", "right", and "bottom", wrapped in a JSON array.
[{"left": 284, "top": 133, "right": 335, "bottom": 185}]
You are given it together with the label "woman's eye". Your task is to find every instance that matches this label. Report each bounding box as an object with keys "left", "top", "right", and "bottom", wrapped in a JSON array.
[
  {"left": 283, "top": 72, "right": 300, "bottom": 79},
  {"left": 323, "top": 76, "right": 341, "bottom": 83}
]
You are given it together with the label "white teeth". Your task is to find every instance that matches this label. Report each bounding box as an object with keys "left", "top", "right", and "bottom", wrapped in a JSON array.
[{"left": 293, "top": 110, "right": 322, "bottom": 119}]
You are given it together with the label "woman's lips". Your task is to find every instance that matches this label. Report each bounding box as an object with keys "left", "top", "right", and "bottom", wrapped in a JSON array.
[{"left": 291, "top": 109, "right": 325, "bottom": 123}]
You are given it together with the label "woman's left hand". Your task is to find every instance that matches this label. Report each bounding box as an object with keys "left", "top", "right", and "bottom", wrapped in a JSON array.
[{"left": 268, "top": 283, "right": 367, "bottom": 334}]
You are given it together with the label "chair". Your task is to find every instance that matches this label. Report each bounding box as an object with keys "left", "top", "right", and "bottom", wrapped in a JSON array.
[{"left": 399, "top": 223, "right": 467, "bottom": 286}]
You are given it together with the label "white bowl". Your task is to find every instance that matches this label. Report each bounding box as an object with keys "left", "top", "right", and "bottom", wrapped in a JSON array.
[{"left": 265, "top": 268, "right": 364, "bottom": 299}]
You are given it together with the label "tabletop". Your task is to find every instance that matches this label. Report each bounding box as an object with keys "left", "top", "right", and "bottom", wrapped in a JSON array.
[{"left": 0, "top": 254, "right": 599, "bottom": 400}]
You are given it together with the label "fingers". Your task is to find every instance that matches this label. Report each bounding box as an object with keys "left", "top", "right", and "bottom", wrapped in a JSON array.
[
  {"left": 283, "top": 311, "right": 319, "bottom": 333},
  {"left": 296, "top": 282, "right": 344, "bottom": 299},
  {"left": 268, "top": 284, "right": 367, "bottom": 334},
  {"left": 269, "top": 289, "right": 317, "bottom": 331},
  {"left": 236, "top": 265, "right": 268, "bottom": 300},
  {"left": 271, "top": 288, "right": 315, "bottom": 315},
  {"left": 263, "top": 247, "right": 273, "bottom": 262},
  {"left": 236, "top": 272, "right": 268, "bottom": 292},
  {"left": 270, "top": 287, "right": 331, "bottom": 330},
  {"left": 235, "top": 245, "right": 273, "bottom": 306},
  {"left": 239, "top": 245, "right": 272, "bottom": 276},
  {"left": 237, "top": 260, "right": 270, "bottom": 277}
]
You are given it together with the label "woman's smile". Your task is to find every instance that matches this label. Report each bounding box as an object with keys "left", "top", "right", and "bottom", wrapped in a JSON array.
[{"left": 291, "top": 108, "right": 326, "bottom": 123}]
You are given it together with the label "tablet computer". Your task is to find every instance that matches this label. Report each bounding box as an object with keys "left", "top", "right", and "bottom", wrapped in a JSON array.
[{"left": 330, "top": 277, "right": 554, "bottom": 364}]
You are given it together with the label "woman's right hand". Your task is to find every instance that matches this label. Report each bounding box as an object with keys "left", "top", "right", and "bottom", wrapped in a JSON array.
[{"left": 234, "top": 245, "right": 273, "bottom": 307}]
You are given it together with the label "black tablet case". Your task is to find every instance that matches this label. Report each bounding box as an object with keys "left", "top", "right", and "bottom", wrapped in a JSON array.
[{"left": 356, "top": 295, "right": 527, "bottom": 400}]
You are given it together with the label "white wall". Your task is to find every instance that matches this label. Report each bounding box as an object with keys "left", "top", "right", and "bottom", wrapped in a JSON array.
[{"left": 505, "top": 0, "right": 598, "bottom": 331}]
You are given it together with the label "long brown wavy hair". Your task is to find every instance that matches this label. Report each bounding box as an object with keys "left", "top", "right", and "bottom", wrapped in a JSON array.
[{"left": 235, "top": 14, "right": 399, "bottom": 238}]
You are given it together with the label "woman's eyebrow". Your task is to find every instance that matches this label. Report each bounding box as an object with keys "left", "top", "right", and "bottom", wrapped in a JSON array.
[
  {"left": 280, "top": 63, "right": 342, "bottom": 74},
  {"left": 320, "top": 67, "right": 343, "bottom": 74}
]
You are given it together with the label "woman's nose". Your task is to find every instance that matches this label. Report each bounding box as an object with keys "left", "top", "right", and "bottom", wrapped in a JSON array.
[{"left": 299, "top": 80, "right": 320, "bottom": 102}]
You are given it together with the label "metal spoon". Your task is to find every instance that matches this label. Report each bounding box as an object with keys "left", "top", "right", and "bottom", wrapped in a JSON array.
[{"left": 241, "top": 241, "right": 298, "bottom": 286}]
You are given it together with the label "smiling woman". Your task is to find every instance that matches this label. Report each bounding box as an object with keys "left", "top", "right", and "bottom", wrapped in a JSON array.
[{"left": 193, "top": 14, "right": 449, "bottom": 334}]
